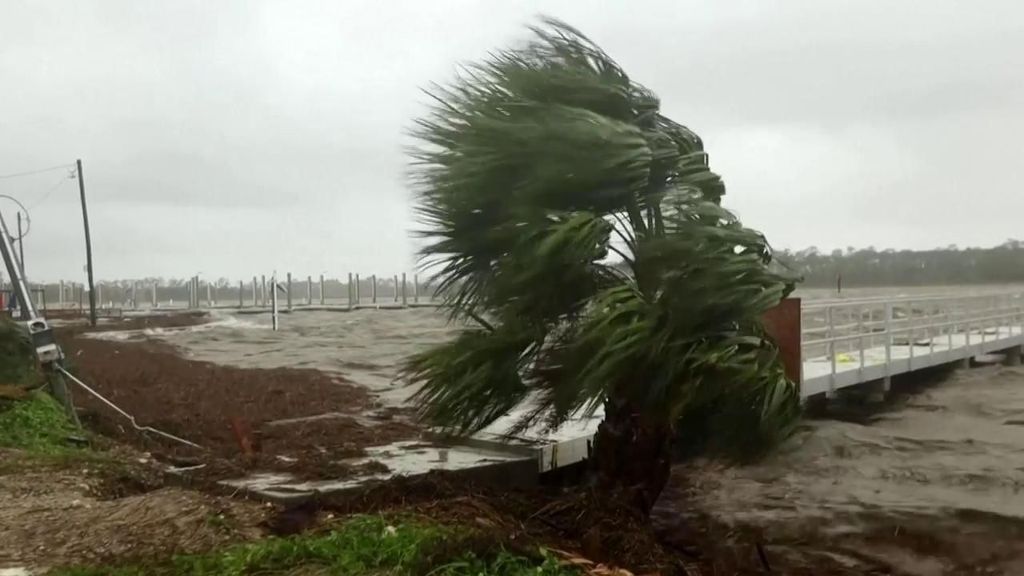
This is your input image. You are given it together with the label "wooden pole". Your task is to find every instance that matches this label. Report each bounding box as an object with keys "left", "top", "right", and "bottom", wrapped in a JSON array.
[
  {"left": 414, "top": 274, "right": 419, "bottom": 303},
  {"left": 393, "top": 274, "right": 399, "bottom": 302},
  {"left": 371, "top": 274, "right": 377, "bottom": 304},
  {"left": 401, "top": 273, "right": 407, "bottom": 306},
  {"left": 319, "top": 274, "right": 325, "bottom": 305},
  {"left": 287, "top": 272, "right": 293, "bottom": 311},
  {"left": 239, "top": 280, "right": 244, "bottom": 307},
  {"left": 76, "top": 160, "right": 98, "bottom": 326},
  {"left": 307, "top": 275, "right": 313, "bottom": 305},
  {"left": 355, "top": 274, "right": 360, "bottom": 306}
]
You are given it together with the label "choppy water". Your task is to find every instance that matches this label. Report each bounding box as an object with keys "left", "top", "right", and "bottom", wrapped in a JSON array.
[{"left": 89, "top": 308, "right": 459, "bottom": 405}]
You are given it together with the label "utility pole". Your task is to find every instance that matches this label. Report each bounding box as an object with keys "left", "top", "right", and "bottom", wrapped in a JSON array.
[
  {"left": 16, "top": 212, "right": 25, "bottom": 275},
  {"left": 76, "top": 159, "right": 97, "bottom": 326}
]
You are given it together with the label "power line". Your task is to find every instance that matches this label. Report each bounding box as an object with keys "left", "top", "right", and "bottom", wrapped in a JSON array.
[
  {"left": 0, "top": 162, "right": 75, "bottom": 180},
  {"left": 26, "top": 171, "right": 75, "bottom": 210}
]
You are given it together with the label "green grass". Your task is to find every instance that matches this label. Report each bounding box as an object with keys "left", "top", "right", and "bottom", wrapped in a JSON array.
[
  {"left": 0, "top": 315, "right": 36, "bottom": 386},
  {"left": 54, "top": 516, "right": 578, "bottom": 576},
  {"left": 0, "top": 390, "right": 80, "bottom": 453}
]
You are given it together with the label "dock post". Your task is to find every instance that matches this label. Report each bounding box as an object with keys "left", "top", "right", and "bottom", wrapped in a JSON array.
[
  {"left": 239, "top": 280, "right": 244, "bottom": 308},
  {"left": 252, "top": 276, "right": 257, "bottom": 306},
  {"left": 271, "top": 275, "right": 279, "bottom": 330},
  {"left": 320, "top": 274, "right": 325, "bottom": 305},
  {"left": 261, "top": 275, "right": 267, "bottom": 307},
  {"left": 413, "top": 274, "right": 419, "bottom": 303},
  {"left": 355, "top": 274, "right": 360, "bottom": 307},
  {"left": 205, "top": 281, "right": 211, "bottom": 308},
  {"left": 1006, "top": 346, "right": 1022, "bottom": 367},
  {"left": 401, "top": 273, "right": 407, "bottom": 306},
  {"left": 348, "top": 273, "right": 354, "bottom": 310},
  {"left": 287, "top": 273, "right": 293, "bottom": 311},
  {"left": 307, "top": 275, "right": 313, "bottom": 306},
  {"left": 883, "top": 302, "right": 893, "bottom": 391},
  {"left": 393, "top": 274, "right": 399, "bottom": 302},
  {"left": 371, "top": 275, "right": 377, "bottom": 304}
]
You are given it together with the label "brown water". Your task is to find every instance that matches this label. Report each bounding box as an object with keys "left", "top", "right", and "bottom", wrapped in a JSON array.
[{"left": 664, "top": 364, "right": 1024, "bottom": 573}]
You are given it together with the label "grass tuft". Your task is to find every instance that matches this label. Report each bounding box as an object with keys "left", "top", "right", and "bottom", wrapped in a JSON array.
[
  {"left": 54, "top": 515, "right": 577, "bottom": 576},
  {"left": 0, "top": 390, "right": 79, "bottom": 453}
]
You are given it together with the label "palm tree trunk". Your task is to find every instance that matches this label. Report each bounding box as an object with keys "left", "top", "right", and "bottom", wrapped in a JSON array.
[{"left": 590, "top": 398, "right": 672, "bottom": 515}]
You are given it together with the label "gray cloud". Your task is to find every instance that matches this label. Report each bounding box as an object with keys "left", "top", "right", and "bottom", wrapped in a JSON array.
[{"left": 2, "top": 0, "right": 1023, "bottom": 282}]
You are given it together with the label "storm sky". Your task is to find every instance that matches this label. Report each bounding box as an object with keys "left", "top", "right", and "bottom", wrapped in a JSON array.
[{"left": 2, "top": 1, "right": 1023, "bottom": 283}]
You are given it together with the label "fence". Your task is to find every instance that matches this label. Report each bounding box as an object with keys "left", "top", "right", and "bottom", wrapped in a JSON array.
[{"left": 3, "top": 273, "right": 443, "bottom": 313}]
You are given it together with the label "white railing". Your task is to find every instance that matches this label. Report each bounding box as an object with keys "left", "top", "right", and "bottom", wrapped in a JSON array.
[{"left": 800, "top": 292, "right": 1024, "bottom": 396}]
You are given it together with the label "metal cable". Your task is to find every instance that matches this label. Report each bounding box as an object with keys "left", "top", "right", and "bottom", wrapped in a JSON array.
[{"left": 55, "top": 365, "right": 204, "bottom": 450}]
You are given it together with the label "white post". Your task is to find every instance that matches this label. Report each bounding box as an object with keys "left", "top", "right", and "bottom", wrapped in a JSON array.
[
  {"left": 347, "top": 272, "right": 354, "bottom": 310},
  {"left": 884, "top": 302, "right": 893, "bottom": 391},
  {"left": 97, "top": 283, "right": 103, "bottom": 309},
  {"left": 206, "top": 282, "right": 212, "bottom": 308},
  {"left": 151, "top": 283, "right": 157, "bottom": 308},
  {"left": 271, "top": 275, "right": 279, "bottom": 331},
  {"left": 320, "top": 274, "right": 326, "bottom": 305},
  {"left": 827, "top": 306, "right": 836, "bottom": 395},
  {"left": 371, "top": 274, "right": 377, "bottom": 304},
  {"left": 252, "top": 276, "right": 258, "bottom": 306},
  {"left": 307, "top": 275, "right": 313, "bottom": 306},
  {"left": 286, "top": 272, "right": 293, "bottom": 311},
  {"left": 401, "top": 273, "right": 407, "bottom": 306}
]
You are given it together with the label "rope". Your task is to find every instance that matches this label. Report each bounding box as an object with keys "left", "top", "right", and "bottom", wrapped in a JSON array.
[{"left": 54, "top": 365, "right": 204, "bottom": 450}]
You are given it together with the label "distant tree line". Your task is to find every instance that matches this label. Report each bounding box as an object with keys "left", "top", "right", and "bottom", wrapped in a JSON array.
[{"left": 776, "top": 240, "right": 1024, "bottom": 287}]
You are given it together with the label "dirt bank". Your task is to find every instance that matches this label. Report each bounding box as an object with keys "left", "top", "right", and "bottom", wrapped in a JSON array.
[
  {"left": 0, "top": 449, "right": 268, "bottom": 572},
  {"left": 55, "top": 314, "right": 422, "bottom": 480}
]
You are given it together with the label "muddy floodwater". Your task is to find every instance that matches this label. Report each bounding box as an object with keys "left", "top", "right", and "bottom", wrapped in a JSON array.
[{"left": 89, "top": 292, "right": 1024, "bottom": 573}]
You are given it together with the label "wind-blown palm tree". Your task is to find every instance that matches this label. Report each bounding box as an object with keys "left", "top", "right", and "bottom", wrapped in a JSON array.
[{"left": 404, "top": 18, "right": 800, "bottom": 513}]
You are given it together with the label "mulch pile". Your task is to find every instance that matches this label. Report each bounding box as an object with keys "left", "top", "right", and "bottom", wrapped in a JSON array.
[{"left": 55, "top": 313, "right": 422, "bottom": 480}]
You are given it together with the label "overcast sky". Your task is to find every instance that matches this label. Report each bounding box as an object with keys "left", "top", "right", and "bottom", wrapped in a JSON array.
[{"left": 2, "top": 1, "right": 1023, "bottom": 283}]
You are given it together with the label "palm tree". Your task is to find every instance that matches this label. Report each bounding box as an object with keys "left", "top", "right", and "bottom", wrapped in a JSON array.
[{"left": 404, "top": 18, "right": 800, "bottom": 513}]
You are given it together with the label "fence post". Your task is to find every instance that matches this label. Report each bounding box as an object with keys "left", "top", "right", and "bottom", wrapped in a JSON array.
[
  {"left": 393, "top": 274, "right": 398, "bottom": 302},
  {"left": 348, "top": 273, "right": 354, "bottom": 310},
  {"left": 239, "top": 280, "right": 244, "bottom": 308},
  {"left": 414, "top": 274, "right": 419, "bottom": 303},
  {"left": 402, "top": 273, "right": 407, "bottom": 306},
  {"left": 320, "top": 274, "right": 326, "bottom": 305},
  {"left": 97, "top": 283, "right": 104, "bottom": 310},
  {"left": 307, "top": 275, "right": 313, "bottom": 306},
  {"left": 287, "top": 273, "right": 293, "bottom": 311},
  {"left": 371, "top": 274, "right": 377, "bottom": 304},
  {"left": 355, "top": 274, "right": 361, "bottom": 307},
  {"left": 251, "top": 276, "right": 257, "bottom": 306},
  {"left": 261, "top": 275, "right": 267, "bottom": 308}
]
